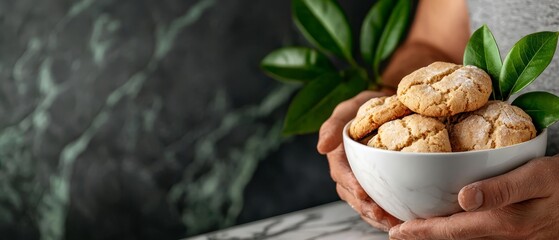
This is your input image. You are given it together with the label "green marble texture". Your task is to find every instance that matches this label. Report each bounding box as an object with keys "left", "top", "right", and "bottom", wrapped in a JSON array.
[{"left": 0, "top": 0, "right": 374, "bottom": 239}]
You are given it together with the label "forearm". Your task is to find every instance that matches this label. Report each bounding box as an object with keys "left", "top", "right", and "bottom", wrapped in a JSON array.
[
  {"left": 381, "top": 0, "right": 470, "bottom": 89},
  {"left": 381, "top": 41, "right": 455, "bottom": 89}
]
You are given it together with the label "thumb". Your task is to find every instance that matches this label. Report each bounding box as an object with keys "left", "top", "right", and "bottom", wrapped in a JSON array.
[{"left": 458, "top": 158, "right": 553, "bottom": 212}]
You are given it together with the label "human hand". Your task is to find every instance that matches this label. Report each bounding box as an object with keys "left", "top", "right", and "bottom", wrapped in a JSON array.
[
  {"left": 389, "top": 155, "right": 559, "bottom": 239},
  {"left": 317, "top": 90, "right": 402, "bottom": 231}
]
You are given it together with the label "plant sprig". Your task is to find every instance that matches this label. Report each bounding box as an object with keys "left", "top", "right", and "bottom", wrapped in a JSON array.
[
  {"left": 261, "top": 0, "right": 412, "bottom": 135},
  {"left": 464, "top": 25, "right": 559, "bottom": 130}
]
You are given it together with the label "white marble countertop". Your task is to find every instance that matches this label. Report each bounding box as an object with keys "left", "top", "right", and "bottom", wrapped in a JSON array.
[{"left": 185, "top": 201, "right": 388, "bottom": 240}]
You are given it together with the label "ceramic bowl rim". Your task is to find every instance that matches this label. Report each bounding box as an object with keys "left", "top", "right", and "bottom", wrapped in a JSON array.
[{"left": 343, "top": 120, "right": 547, "bottom": 157}]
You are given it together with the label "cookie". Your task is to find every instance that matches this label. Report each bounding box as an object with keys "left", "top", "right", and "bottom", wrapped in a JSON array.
[
  {"left": 397, "top": 62, "right": 492, "bottom": 117},
  {"left": 349, "top": 95, "right": 412, "bottom": 140},
  {"left": 359, "top": 134, "right": 375, "bottom": 145},
  {"left": 450, "top": 101, "right": 537, "bottom": 151},
  {"left": 368, "top": 114, "right": 452, "bottom": 153}
]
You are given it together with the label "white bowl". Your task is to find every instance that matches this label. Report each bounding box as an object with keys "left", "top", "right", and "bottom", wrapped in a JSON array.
[{"left": 343, "top": 121, "right": 547, "bottom": 221}]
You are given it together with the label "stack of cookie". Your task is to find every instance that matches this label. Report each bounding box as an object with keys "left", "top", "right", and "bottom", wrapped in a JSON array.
[{"left": 349, "top": 62, "right": 537, "bottom": 153}]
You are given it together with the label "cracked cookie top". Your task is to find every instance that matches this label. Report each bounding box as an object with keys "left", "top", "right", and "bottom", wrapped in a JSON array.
[
  {"left": 367, "top": 114, "right": 452, "bottom": 152},
  {"left": 397, "top": 62, "right": 492, "bottom": 117},
  {"left": 349, "top": 95, "right": 412, "bottom": 140},
  {"left": 450, "top": 101, "right": 537, "bottom": 151}
]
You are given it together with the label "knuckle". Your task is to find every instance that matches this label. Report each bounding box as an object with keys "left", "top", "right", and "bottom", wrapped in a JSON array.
[
  {"left": 355, "top": 91, "right": 373, "bottom": 99},
  {"left": 329, "top": 168, "right": 339, "bottom": 183},
  {"left": 351, "top": 91, "right": 373, "bottom": 104},
  {"left": 504, "top": 181, "right": 518, "bottom": 202},
  {"left": 333, "top": 100, "right": 351, "bottom": 113},
  {"left": 326, "top": 149, "right": 344, "bottom": 165},
  {"left": 330, "top": 108, "right": 347, "bottom": 120},
  {"left": 492, "top": 181, "right": 516, "bottom": 207},
  {"left": 358, "top": 210, "right": 368, "bottom": 219},
  {"left": 336, "top": 184, "right": 346, "bottom": 200},
  {"left": 320, "top": 117, "right": 334, "bottom": 130},
  {"left": 318, "top": 120, "right": 330, "bottom": 135},
  {"left": 337, "top": 97, "right": 361, "bottom": 112},
  {"left": 327, "top": 148, "right": 349, "bottom": 184}
]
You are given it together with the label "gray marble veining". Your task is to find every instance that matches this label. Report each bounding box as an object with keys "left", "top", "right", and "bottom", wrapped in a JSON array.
[
  {"left": 1, "top": 0, "right": 369, "bottom": 238},
  {"left": 186, "top": 201, "right": 388, "bottom": 240}
]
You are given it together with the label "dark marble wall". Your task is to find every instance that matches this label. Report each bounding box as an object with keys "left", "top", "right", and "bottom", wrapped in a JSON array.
[{"left": 0, "top": 0, "right": 372, "bottom": 239}]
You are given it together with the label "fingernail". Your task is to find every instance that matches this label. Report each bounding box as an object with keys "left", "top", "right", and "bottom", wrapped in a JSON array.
[{"left": 460, "top": 185, "right": 484, "bottom": 211}]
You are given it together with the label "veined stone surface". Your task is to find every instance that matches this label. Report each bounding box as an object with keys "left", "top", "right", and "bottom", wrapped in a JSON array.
[
  {"left": 187, "top": 201, "right": 388, "bottom": 240},
  {"left": 0, "top": 0, "right": 376, "bottom": 239}
]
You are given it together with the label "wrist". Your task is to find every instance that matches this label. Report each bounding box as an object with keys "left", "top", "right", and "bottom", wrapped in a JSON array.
[{"left": 381, "top": 41, "right": 457, "bottom": 89}]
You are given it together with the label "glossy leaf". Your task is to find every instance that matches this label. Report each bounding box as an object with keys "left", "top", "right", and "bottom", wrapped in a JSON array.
[
  {"left": 512, "top": 91, "right": 559, "bottom": 130},
  {"left": 499, "top": 32, "right": 559, "bottom": 100},
  {"left": 360, "top": 0, "right": 397, "bottom": 66},
  {"left": 283, "top": 69, "right": 368, "bottom": 135},
  {"left": 463, "top": 25, "right": 503, "bottom": 100},
  {"left": 292, "top": 0, "right": 354, "bottom": 63},
  {"left": 261, "top": 47, "right": 335, "bottom": 83},
  {"left": 372, "top": 0, "right": 411, "bottom": 79}
]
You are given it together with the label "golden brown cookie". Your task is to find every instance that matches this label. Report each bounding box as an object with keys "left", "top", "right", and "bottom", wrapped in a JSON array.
[
  {"left": 349, "top": 95, "right": 412, "bottom": 140},
  {"left": 367, "top": 114, "right": 452, "bottom": 153},
  {"left": 397, "top": 62, "right": 492, "bottom": 117},
  {"left": 450, "top": 101, "right": 537, "bottom": 151}
]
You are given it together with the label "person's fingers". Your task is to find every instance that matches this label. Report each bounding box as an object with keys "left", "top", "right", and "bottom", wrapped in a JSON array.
[
  {"left": 337, "top": 184, "right": 391, "bottom": 232},
  {"left": 337, "top": 184, "right": 378, "bottom": 220},
  {"left": 327, "top": 144, "right": 368, "bottom": 200},
  {"left": 385, "top": 211, "right": 403, "bottom": 228},
  {"left": 361, "top": 214, "right": 390, "bottom": 232},
  {"left": 317, "top": 91, "right": 381, "bottom": 154},
  {"left": 458, "top": 157, "right": 556, "bottom": 212},
  {"left": 337, "top": 184, "right": 359, "bottom": 210},
  {"left": 389, "top": 211, "right": 505, "bottom": 240},
  {"left": 361, "top": 197, "right": 402, "bottom": 228}
]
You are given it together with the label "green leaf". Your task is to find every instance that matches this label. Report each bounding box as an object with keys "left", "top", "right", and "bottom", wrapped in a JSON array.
[
  {"left": 292, "top": 0, "right": 354, "bottom": 63},
  {"left": 360, "top": 0, "right": 397, "bottom": 66},
  {"left": 283, "top": 69, "right": 368, "bottom": 135},
  {"left": 372, "top": 0, "right": 411, "bottom": 79},
  {"left": 512, "top": 91, "right": 559, "bottom": 130},
  {"left": 261, "top": 47, "right": 335, "bottom": 83},
  {"left": 499, "top": 32, "right": 559, "bottom": 100},
  {"left": 463, "top": 25, "right": 503, "bottom": 100}
]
